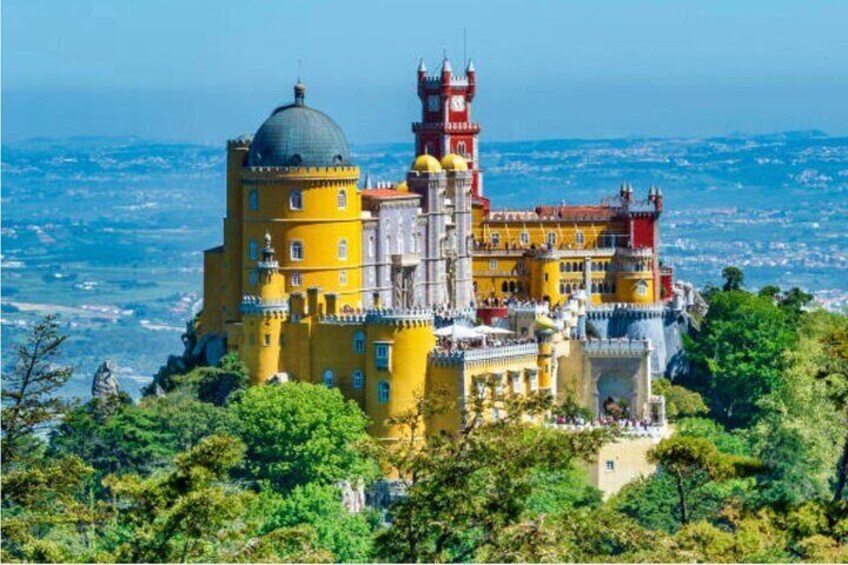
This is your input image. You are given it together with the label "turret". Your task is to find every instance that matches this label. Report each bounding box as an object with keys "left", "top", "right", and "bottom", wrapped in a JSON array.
[
  {"left": 620, "top": 182, "right": 633, "bottom": 203},
  {"left": 417, "top": 58, "right": 427, "bottom": 83},
  {"left": 466, "top": 59, "right": 476, "bottom": 99}
]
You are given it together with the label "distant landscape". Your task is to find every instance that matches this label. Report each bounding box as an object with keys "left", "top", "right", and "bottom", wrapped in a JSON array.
[{"left": 2, "top": 131, "right": 846, "bottom": 397}]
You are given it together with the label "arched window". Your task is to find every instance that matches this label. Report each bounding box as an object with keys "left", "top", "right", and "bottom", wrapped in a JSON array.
[
  {"left": 290, "top": 272, "right": 302, "bottom": 287},
  {"left": 249, "top": 271, "right": 258, "bottom": 287},
  {"left": 249, "top": 189, "right": 258, "bottom": 211},
  {"left": 248, "top": 239, "right": 258, "bottom": 261},
  {"left": 290, "top": 240, "right": 304, "bottom": 261},
  {"left": 353, "top": 331, "right": 365, "bottom": 354},
  {"left": 339, "top": 270, "right": 348, "bottom": 286},
  {"left": 636, "top": 281, "right": 649, "bottom": 297},
  {"left": 491, "top": 233, "right": 500, "bottom": 246},
  {"left": 575, "top": 231, "right": 585, "bottom": 245},
  {"left": 457, "top": 141, "right": 467, "bottom": 155},
  {"left": 501, "top": 281, "right": 509, "bottom": 292},
  {"left": 547, "top": 232, "right": 557, "bottom": 246},
  {"left": 323, "top": 369, "right": 334, "bottom": 388},
  {"left": 353, "top": 370, "right": 364, "bottom": 389},
  {"left": 338, "top": 189, "right": 347, "bottom": 209},
  {"left": 368, "top": 236, "right": 374, "bottom": 258},
  {"left": 560, "top": 282, "right": 567, "bottom": 294},
  {"left": 424, "top": 142, "right": 434, "bottom": 155},
  {"left": 378, "top": 380, "right": 390, "bottom": 404},
  {"left": 520, "top": 231, "right": 530, "bottom": 246},
  {"left": 290, "top": 189, "right": 303, "bottom": 210},
  {"left": 338, "top": 239, "right": 348, "bottom": 260}
]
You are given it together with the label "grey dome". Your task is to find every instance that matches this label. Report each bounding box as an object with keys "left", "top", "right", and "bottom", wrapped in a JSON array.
[{"left": 247, "top": 83, "right": 351, "bottom": 168}]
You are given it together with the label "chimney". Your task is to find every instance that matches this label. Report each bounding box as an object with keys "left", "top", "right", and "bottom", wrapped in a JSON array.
[
  {"left": 289, "top": 292, "right": 305, "bottom": 317},
  {"left": 306, "top": 287, "right": 322, "bottom": 317},
  {"left": 325, "top": 293, "right": 338, "bottom": 315}
]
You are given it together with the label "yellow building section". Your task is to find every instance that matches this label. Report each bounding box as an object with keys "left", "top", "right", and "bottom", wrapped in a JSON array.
[
  {"left": 200, "top": 246, "right": 224, "bottom": 335},
  {"left": 475, "top": 219, "right": 627, "bottom": 250},
  {"left": 240, "top": 166, "right": 363, "bottom": 309},
  {"left": 365, "top": 316, "right": 435, "bottom": 441}
]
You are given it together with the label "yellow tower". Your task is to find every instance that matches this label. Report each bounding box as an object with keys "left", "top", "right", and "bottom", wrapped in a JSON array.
[
  {"left": 241, "top": 233, "right": 286, "bottom": 384},
  {"left": 364, "top": 311, "right": 435, "bottom": 441}
]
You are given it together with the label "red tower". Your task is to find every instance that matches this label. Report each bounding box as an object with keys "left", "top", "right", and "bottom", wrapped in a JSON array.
[{"left": 413, "top": 56, "right": 485, "bottom": 200}]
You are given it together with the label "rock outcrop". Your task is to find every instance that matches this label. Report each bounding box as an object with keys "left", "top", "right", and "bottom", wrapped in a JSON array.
[{"left": 91, "top": 360, "right": 120, "bottom": 399}]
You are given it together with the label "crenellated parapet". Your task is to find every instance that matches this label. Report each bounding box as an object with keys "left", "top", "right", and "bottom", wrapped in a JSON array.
[
  {"left": 319, "top": 313, "right": 368, "bottom": 325},
  {"left": 586, "top": 303, "right": 665, "bottom": 320},
  {"left": 582, "top": 337, "right": 653, "bottom": 357},
  {"left": 227, "top": 135, "right": 253, "bottom": 149},
  {"left": 242, "top": 166, "right": 360, "bottom": 184},
  {"left": 364, "top": 307, "right": 433, "bottom": 327},
  {"left": 240, "top": 295, "right": 288, "bottom": 317}
]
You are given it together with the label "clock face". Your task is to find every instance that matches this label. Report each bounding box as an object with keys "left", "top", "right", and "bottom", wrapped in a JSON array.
[
  {"left": 450, "top": 95, "right": 466, "bottom": 111},
  {"left": 427, "top": 95, "right": 441, "bottom": 111}
]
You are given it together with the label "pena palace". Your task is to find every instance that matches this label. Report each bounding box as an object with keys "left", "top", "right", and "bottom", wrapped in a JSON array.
[{"left": 197, "top": 57, "right": 702, "bottom": 496}]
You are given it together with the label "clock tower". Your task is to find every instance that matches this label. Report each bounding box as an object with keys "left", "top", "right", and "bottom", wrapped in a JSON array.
[{"left": 413, "top": 56, "right": 486, "bottom": 202}]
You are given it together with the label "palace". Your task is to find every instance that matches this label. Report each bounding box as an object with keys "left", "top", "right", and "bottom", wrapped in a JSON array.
[{"left": 198, "top": 57, "right": 698, "bottom": 495}]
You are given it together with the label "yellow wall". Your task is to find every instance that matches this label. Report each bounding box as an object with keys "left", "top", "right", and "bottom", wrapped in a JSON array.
[
  {"left": 241, "top": 167, "right": 362, "bottom": 309},
  {"left": 201, "top": 247, "right": 224, "bottom": 334},
  {"left": 477, "top": 220, "right": 626, "bottom": 251}
]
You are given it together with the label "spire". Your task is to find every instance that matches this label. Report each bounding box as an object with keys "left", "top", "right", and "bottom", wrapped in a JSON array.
[
  {"left": 418, "top": 58, "right": 427, "bottom": 73},
  {"left": 294, "top": 81, "right": 306, "bottom": 106},
  {"left": 364, "top": 172, "right": 372, "bottom": 189},
  {"left": 466, "top": 59, "right": 475, "bottom": 73},
  {"left": 441, "top": 53, "right": 452, "bottom": 74}
]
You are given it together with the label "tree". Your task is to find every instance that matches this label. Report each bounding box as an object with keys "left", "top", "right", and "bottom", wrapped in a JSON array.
[
  {"left": 648, "top": 436, "right": 762, "bottom": 525},
  {"left": 2, "top": 315, "right": 74, "bottom": 465},
  {"left": 684, "top": 291, "right": 796, "bottom": 428},
  {"left": 652, "top": 379, "right": 708, "bottom": 421},
  {"left": 721, "top": 266, "right": 744, "bottom": 292},
  {"left": 196, "top": 353, "right": 249, "bottom": 406},
  {"left": 234, "top": 382, "right": 377, "bottom": 490},
  {"left": 375, "top": 391, "right": 611, "bottom": 562}
]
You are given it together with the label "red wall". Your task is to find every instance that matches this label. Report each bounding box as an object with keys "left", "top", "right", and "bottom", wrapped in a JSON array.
[{"left": 630, "top": 216, "right": 656, "bottom": 249}]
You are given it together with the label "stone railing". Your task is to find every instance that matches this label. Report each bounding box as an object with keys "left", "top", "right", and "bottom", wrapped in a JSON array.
[
  {"left": 430, "top": 341, "right": 539, "bottom": 366},
  {"left": 546, "top": 422, "right": 666, "bottom": 439}
]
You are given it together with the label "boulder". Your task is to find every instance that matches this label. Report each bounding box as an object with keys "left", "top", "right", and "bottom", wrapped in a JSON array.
[{"left": 91, "top": 360, "right": 120, "bottom": 399}]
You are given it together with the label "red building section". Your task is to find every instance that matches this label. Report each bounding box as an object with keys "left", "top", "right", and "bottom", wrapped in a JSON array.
[{"left": 413, "top": 56, "right": 487, "bottom": 204}]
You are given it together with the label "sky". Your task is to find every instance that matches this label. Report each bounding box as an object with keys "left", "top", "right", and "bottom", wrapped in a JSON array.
[{"left": 3, "top": 0, "right": 848, "bottom": 145}]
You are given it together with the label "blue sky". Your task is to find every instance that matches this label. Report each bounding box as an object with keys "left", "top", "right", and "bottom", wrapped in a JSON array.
[{"left": 3, "top": 0, "right": 847, "bottom": 144}]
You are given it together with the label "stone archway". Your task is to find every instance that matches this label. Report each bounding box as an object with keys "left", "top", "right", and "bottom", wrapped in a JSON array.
[{"left": 596, "top": 373, "right": 634, "bottom": 418}]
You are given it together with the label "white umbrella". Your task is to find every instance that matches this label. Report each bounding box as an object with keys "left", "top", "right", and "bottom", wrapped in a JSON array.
[
  {"left": 434, "top": 324, "right": 482, "bottom": 340},
  {"left": 473, "top": 324, "right": 514, "bottom": 336}
]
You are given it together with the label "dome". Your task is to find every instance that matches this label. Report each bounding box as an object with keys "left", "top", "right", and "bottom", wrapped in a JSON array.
[
  {"left": 412, "top": 154, "right": 442, "bottom": 173},
  {"left": 441, "top": 153, "right": 468, "bottom": 171},
  {"left": 247, "top": 83, "right": 351, "bottom": 168},
  {"left": 395, "top": 180, "right": 408, "bottom": 192}
]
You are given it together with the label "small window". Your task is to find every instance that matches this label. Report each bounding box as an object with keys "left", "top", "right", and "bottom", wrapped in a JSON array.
[
  {"left": 338, "top": 239, "right": 348, "bottom": 260},
  {"left": 491, "top": 233, "right": 500, "bottom": 246},
  {"left": 605, "top": 460, "right": 615, "bottom": 472},
  {"left": 290, "top": 272, "right": 302, "bottom": 287},
  {"left": 375, "top": 343, "right": 390, "bottom": 370},
  {"left": 264, "top": 334, "right": 271, "bottom": 346},
  {"left": 249, "top": 271, "right": 258, "bottom": 287},
  {"left": 457, "top": 141, "right": 467, "bottom": 156},
  {"left": 339, "top": 271, "right": 348, "bottom": 286},
  {"left": 353, "top": 331, "right": 365, "bottom": 354},
  {"left": 290, "top": 241, "right": 304, "bottom": 261},
  {"left": 637, "top": 281, "right": 648, "bottom": 297},
  {"left": 368, "top": 236, "right": 375, "bottom": 258},
  {"left": 520, "top": 231, "right": 530, "bottom": 246},
  {"left": 378, "top": 380, "right": 390, "bottom": 403},
  {"left": 575, "top": 231, "right": 585, "bottom": 245},
  {"left": 249, "top": 239, "right": 258, "bottom": 261},
  {"left": 475, "top": 379, "right": 486, "bottom": 400},
  {"left": 546, "top": 232, "right": 556, "bottom": 246},
  {"left": 424, "top": 142, "right": 434, "bottom": 155},
  {"left": 511, "top": 372, "right": 522, "bottom": 393},
  {"left": 323, "top": 369, "right": 334, "bottom": 388},
  {"left": 249, "top": 189, "right": 258, "bottom": 211},
  {"left": 529, "top": 371, "right": 538, "bottom": 392},
  {"left": 338, "top": 189, "right": 347, "bottom": 209},
  {"left": 353, "top": 370, "right": 364, "bottom": 389},
  {"left": 489, "top": 259, "right": 498, "bottom": 271},
  {"left": 495, "top": 375, "right": 504, "bottom": 398},
  {"left": 290, "top": 189, "right": 303, "bottom": 210}
]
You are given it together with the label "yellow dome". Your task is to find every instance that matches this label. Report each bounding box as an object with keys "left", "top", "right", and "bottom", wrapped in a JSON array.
[
  {"left": 412, "top": 154, "right": 442, "bottom": 173},
  {"left": 441, "top": 153, "right": 468, "bottom": 171},
  {"left": 396, "top": 180, "right": 408, "bottom": 192}
]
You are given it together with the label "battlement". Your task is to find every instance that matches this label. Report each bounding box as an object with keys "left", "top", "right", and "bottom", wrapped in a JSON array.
[
  {"left": 420, "top": 75, "right": 471, "bottom": 86},
  {"left": 582, "top": 338, "right": 652, "bottom": 357},
  {"left": 429, "top": 341, "right": 539, "bottom": 366},
  {"left": 364, "top": 307, "right": 433, "bottom": 327},
  {"left": 319, "top": 313, "right": 368, "bottom": 325},
  {"left": 242, "top": 165, "right": 360, "bottom": 181},
  {"left": 227, "top": 135, "right": 253, "bottom": 149},
  {"left": 240, "top": 295, "right": 288, "bottom": 316},
  {"left": 586, "top": 303, "right": 665, "bottom": 319},
  {"left": 412, "top": 122, "right": 481, "bottom": 134}
]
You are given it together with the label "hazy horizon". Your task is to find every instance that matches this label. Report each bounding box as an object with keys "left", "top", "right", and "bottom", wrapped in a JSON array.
[{"left": 4, "top": 1, "right": 848, "bottom": 145}]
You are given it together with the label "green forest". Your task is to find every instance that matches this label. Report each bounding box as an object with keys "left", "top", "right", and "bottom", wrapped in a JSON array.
[{"left": 2, "top": 267, "right": 847, "bottom": 563}]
